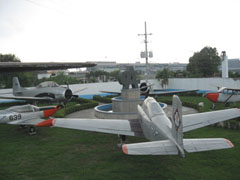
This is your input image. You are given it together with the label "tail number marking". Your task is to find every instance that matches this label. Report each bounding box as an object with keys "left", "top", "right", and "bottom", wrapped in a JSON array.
[{"left": 9, "top": 114, "right": 22, "bottom": 121}]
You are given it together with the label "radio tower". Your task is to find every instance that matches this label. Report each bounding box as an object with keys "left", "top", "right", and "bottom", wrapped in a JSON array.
[{"left": 138, "top": 21, "right": 153, "bottom": 81}]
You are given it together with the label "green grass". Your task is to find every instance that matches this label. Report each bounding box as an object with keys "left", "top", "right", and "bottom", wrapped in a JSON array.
[
  {"left": 0, "top": 125, "right": 240, "bottom": 180},
  {"left": 1, "top": 96, "right": 240, "bottom": 179}
]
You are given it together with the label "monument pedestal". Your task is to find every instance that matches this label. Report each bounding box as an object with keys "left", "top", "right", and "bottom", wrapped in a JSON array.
[
  {"left": 95, "top": 88, "right": 143, "bottom": 120},
  {"left": 112, "top": 89, "right": 143, "bottom": 113}
]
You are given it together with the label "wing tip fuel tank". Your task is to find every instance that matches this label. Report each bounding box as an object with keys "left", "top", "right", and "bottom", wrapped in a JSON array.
[
  {"left": 35, "top": 118, "right": 56, "bottom": 127},
  {"left": 122, "top": 145, "right": 128, "bottom": 154},
  {"left": 43, "top": 108, "right": 58, "bottom": 118}
]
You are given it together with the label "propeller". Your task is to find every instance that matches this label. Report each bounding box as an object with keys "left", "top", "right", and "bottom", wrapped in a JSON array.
[{"left": 139, "top": 82, "right": 151, "bottom": 98}]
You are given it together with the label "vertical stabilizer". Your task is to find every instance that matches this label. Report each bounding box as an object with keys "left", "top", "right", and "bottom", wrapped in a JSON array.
[
  {"left": 171, "top": 95, "right": 184, "bottom": 157},
  {"left": 12, "top": 77, "right": 22, "bottom": 95}
]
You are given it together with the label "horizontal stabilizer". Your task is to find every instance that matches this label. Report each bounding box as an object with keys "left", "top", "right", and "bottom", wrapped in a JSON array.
[
  {"left": 122, "top": 140, "right": 179, "bottom": 155},
  {"left": 122, "top": 138, "right": 234, "bottom": 155},
  {"left": 183, "top": 138, "right": 234, "bottom": 152}
]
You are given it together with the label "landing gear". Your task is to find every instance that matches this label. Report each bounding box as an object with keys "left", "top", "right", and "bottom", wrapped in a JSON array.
[
  {"left": 225, "top": 103, "right": 230, "bottom": 108},
  {"left": 28, "top": 126, "right": 37, "bottom": 136},
  {"left": 117, "top": 135, "right": 126, "bottom": 147},
  {"left": 211, "top": 103, "right": 216, "bottom": 110},
  {"left": 20, "top": 125, "right": 27, "bottom": 129}
]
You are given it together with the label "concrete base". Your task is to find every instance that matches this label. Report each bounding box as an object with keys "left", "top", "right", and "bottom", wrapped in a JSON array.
[
  {"left": 94, "top": 88, "right": 143, "bottom": 120},
  {"left": 112, "top": 97, "right": 143, "bottom": 113},
  {"left": 121, "top": 89, "right": 140, "bottom": 100},
  {"left": 112, "top": 89, "right": 143, "bottom": 113}
]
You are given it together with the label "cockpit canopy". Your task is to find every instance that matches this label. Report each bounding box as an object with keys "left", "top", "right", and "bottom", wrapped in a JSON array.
[
  {"left": 36, "top": 81, "right": 60, "bottom": 88},
  {"left": 8, "top": 104, "right": 39, "bottom": 113}
]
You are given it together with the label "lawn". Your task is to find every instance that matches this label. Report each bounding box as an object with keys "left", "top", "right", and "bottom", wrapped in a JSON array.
[
  {"left": 0, "top": 124, "right": 239, "bottom": 180},
  {"left": 0, "top": 95, "right": 240, "bottom": 180}
]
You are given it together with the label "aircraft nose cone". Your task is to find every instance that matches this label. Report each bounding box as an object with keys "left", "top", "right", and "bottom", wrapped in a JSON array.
[
  {"left": 206, "top": 93, "right": 219, "bottom": 103},
  {"left": 65, "top": 89, "right": 73, "bottom": 100}
]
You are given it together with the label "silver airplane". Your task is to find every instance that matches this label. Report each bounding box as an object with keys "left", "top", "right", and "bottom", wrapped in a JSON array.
[
  {"left": 0, "top": 77, "right": 85, "bottom": 103},
  {"left": 0, "top": 104, "right": 61, "bottom": 135},
  {"left": 36, "top": 95, "right": 239, "bottom": 157}
]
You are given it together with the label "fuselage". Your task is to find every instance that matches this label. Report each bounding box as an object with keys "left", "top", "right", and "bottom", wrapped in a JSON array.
[
  {"left": 0, "top": 104, "right": 59, "bottom": 124},
  {"left": 206, "top": 92, "right": 240, "bottom": 103},
  {"left": 138, "top": 97, "right": 173, "bottom": 141}
]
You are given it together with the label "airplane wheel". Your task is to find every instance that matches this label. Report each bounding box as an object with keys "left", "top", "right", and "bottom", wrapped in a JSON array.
[
  {"left": 28, "top": 126, "right": 37, "bottom": 136},
  {"left": 20, "top": 125, "right": 27, "bottom": 129},
  {"left": 211, "top": 104, "right": 216, "bottom": 110},
  {"left": 117, "top": 135, "right": 126, "bottom": 147},
  {"left": 225, "top": 103, "right": 230, "bottom": 108}
]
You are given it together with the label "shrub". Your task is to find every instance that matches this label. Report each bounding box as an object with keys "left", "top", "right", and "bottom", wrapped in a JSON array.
[{"left": 93, "top": 95, "right": 112, "bottom": 103}]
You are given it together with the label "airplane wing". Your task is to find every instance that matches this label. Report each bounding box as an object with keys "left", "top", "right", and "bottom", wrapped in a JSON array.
[
  {"left": 183, "top": 108, "right": 240, "bottom": 132},
  {"left": 8, "top": 118, "right": 45, "bottom": 125},
  {"left": 100, "top": 89, "right": 199, "bottom": 96},
  {"left": 218, "top": 87, "right": 240, "bottom": 92},
  {"left": 122, "top": 138, "right": 233, "bottom": 155},
  {"left": 0, "top": 95, "right": 53, "bottom": 101},
  {"left": 100, "top": 91, "right": 121, "bottom": 95},
  {"left": 149, "top": 89, "right": 199, "bottom": 96},
  {"left": 36, "top": 118, "right": 144, "bottom": 137}
]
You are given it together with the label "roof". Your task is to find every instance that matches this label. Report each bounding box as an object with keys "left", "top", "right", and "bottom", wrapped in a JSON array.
[{"left": 0, "top": 62, "right": 96, "bottom": 73}]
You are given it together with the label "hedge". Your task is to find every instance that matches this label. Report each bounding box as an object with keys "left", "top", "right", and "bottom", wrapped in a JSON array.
[
  {"left": 93, "top": 95, "right": 112, "bottom": 103},
  {"left": 53, "top": 98, "right": 98, "bottom": 118}
]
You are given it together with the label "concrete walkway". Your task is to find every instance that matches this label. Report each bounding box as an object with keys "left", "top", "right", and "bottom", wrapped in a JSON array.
[{"left": 65, "top": 105, "right": 198, "bottom": 119}]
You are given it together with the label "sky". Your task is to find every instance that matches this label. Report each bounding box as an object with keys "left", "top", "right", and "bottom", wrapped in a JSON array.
[{"left": 0, "top": 0, "right": 240, "bottom": 64}]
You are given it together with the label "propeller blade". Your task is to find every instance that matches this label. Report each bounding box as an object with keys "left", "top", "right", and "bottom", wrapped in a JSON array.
[{"left": 73, "top": 87, "right": 87, "bottom": 94}]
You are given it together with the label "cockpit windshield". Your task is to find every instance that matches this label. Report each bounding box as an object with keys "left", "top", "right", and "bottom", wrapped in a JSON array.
[
  {"left": 149, "top": 102, "right": 164, "bottom": 117},
  {"left": 36, "top": 81, "right": 60, "bottom": 88}
]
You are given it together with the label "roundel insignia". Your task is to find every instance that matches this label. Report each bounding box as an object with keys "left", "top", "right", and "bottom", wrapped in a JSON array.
[{"left": 173, "top": 109, "right": 181, "bottom": 130}]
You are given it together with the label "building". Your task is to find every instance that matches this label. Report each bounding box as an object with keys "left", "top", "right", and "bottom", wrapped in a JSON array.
[{"left": 86, "top": 61, "right": 187, "bottom": 76}]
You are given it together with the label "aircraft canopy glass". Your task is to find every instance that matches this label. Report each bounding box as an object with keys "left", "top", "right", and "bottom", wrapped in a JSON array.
[
  {"left": 149, "top": 102, "right": 164, "bottom": 117},
  {"left": 36, "top": 81, "right": 60, "bottom": 88}
]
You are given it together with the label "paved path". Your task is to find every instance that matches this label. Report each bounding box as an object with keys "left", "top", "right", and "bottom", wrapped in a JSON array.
[{"left": 65, "top": 105, "right": 198, "bottom": 119}]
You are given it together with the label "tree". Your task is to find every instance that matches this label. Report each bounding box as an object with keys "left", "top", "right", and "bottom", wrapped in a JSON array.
[
  {"left": 0, "top": 53, "right": 38, "bottom": 88},
  {"left": 156, "top": 68, "right": 171, "bottom": 88},
  {"left": 187, "top": 46, "right": 221, "bottom": 77},
  {"left": 109, "top": 70, "right": 120, "bottom": 80},
  {"left": 0, "top": 53, "right": 20, "bottom": 62}
]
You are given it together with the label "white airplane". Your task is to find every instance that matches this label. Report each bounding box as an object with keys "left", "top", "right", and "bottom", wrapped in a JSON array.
[
  {"left": 205, "top": 87, "right": 240, "bottom": 109},
  {"left": 36, "top": 95, "right": 239, "bottom": 157},
  {"left": 0, "top": 104, "right": 61, "bottom": 135}
]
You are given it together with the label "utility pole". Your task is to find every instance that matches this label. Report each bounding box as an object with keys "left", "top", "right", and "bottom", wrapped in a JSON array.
[{"left": 138, "top": 21, "right": 153, "bottom": 81}]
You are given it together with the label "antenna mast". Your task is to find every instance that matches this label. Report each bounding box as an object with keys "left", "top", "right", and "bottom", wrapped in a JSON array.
[{"left": 138, "top": 21, "right": 152, "bottom": 80}]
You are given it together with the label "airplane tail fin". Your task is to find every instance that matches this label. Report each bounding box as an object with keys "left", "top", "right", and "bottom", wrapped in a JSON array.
[
  {"left": 12, "top": 77, "right": 22, "bottom": 95},
  {"left": 171, "top": 95, "right": 185, "bottom": 157}
]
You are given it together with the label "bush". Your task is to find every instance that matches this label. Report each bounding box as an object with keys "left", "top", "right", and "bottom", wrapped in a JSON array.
[
  {"left": 53, "top": 98, "right": 98, "bottom": 118},
  {"left": 93, "top": 95, "right": 112, "bottom": 103}
]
